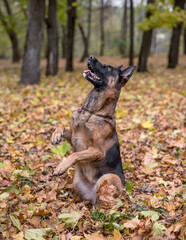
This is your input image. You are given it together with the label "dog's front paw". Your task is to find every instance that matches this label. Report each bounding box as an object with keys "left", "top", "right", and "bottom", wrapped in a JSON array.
[
  {"left": 51, "top": 127, "right": 63, "bottom": 145},
  {"left": 52, "top": 162, "right": 67, "bottom": 176}
]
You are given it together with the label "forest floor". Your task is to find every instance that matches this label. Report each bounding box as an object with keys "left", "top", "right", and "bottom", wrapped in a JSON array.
[{"left": 0, "top": 55, "right": 185, "bottom": 240}]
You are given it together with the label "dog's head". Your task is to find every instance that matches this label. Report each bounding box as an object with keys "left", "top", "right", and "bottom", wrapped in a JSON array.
[{"left": 83, "top": 56, "right": 137, "bottom": 90}]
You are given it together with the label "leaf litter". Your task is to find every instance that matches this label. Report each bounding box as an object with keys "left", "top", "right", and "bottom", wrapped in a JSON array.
[{"left": 0, "top": 56, "right": 185, "bottom": 239}]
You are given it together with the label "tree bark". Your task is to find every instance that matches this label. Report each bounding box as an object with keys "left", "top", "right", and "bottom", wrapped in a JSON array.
[
  {"left": 100, "top": 0, "right": 105, "bottom": 56},
  {"left": 87, "top": 0, "right": 92, "bottom": 56},
  {"left": 0, "top": 0, "right": 20, "bottom": 62},
  {"left": 78, "top": 23, "right": 88, "bottom": 62},
  {"left": 120, "top": 0, "right": 128, "bottom": 57},
  {"left": 79, "top": 0, "right": 92, "bottom": 62},
  {"left": 61, "top": 25, "right": 66, "bottom": 59},
  {"left": 168, "top": 0, "right": 185, "bottom": 68},
  {"left": 65, "top": 0, "right": 77, "bottom": 72},
  {"left": 138, "top": 0, "right": 155, "bottom": 72},
  {"left": 184, "top": 28, "right": 186, "bottom": 54},
  {"left": 46, "top": 0, "right": 58, "bottom": 76},
  {"left": 20, "top": 0, "right": 45, "bottom": 84},
  {"left": 129, "top": 0, "right": 134, "bottom": 65}
]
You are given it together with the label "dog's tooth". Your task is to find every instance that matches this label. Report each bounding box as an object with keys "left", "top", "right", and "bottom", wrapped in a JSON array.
[{"left": 83, "top": 73, "right": 86, "bottom": 78}]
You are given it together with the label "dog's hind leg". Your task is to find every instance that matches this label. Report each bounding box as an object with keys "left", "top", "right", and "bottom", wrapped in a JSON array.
[{"left": 95, "top": 173, "right": 123, "bottom": 207}]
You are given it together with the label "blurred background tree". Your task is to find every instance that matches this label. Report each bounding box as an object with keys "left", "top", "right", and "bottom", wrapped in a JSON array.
[{"left": 0, "top": 0, "right": 185, "bottom": 84}]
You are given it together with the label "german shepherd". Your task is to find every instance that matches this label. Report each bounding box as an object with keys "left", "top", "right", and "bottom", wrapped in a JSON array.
[{"left": 51, "top": 56, "right": 137, "bottom": 205}]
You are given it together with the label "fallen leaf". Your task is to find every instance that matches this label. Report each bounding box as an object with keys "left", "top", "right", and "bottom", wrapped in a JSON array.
[
  {"left": 51, "top": 141, "right": 71, "bottom": 157},
  {"left": 152, "top": 222, "right": 166, "bottom": 236},
  {"left": 141, "top": 211, "right": 159, "bottom": 222},
  {"left": 84, "top": 232, "right": 106, "bottom": 240},
  {"left": 141, "top": 120, "right": 153, "bottom": 129},
  {"left": 108, "top": 228, "right": 124, "bottom": 240},
  {"left": 12, "top": 231, "right": 24, "bottom": 240},
  {"left": 161, "top": 155, "right": 177, "bottom": 165},
  {"left": 10, "top": 215, "right": 22, "bottom": 231},
  {"left": 165, "top": 213, "right": 186, "bottom": 235},
  {"left": 123, "top": 217, "right": 140, "bottom": 230},
  {"left": 0, "top": 161, "right": 14, "bottom": 179},
  {"left": 58, "top": 211, "right": 82, "bottom": 228},
  {"left": 24, "top": 228, "right": 53, "bottom": 240}
]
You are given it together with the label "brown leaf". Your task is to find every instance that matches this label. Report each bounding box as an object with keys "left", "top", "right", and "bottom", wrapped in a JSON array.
[
  {"left": 166, "top": 213, "right": 186, "bottom": 235},
  {"left": 36, "top": 190, "right": 46, "bottom": 203},
  {"left": 84, "top": 232, "right": 106, "bottom": 240},
  {"left": 0, "top": 161, "right": 14, "bottom": 179},
  {"left": 162, "top": 155, "right": 177, "bottom": 165},
  {"left": 123, "top": 217, "right": 140, "bottom": 230},
  {"left": 143, "top": 153, "right": 155, "bottom": 166},
  {"left": 11, "top": 231, "right": 24, "bottom": 240},
  {"left": 108, "top": 229, "right": 124, "bottom": 240},
  {"left": 46, "top": 189, "right": 57, "bottom": 203},
  {"left": 169, "top": 140, "right": 185, "bottom": 149}
]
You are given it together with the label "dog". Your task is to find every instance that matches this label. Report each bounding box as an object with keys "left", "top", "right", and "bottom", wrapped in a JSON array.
[{"left": 51, "top": 56, "right": 137, "bottom": 205}]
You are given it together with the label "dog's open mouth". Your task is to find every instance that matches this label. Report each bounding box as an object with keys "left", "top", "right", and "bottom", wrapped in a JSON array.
[
  {"left": 83, "top": 64, "right": 100, "bottom": 81},
  {"left": 83, "top": 70, "right": 100, "bottom": 80}
]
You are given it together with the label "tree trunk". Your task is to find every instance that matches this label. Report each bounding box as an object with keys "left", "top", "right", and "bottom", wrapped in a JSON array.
[
  {"left": 87, "top": 0, "right": 92, "bottom": 56},
  {"left": 65, "top": 0, "right": 77, "bottom": 72},
  {"left": 20, "top": 0, "right": 45, "bottom": 84},
  {"left": 79, "top": 0, "right": 92, "bottom": 62},
  {"left": 184, "top": 28, "right": 186, "bottom": 54},
  {"left": 0, "top": 0, "right": 20, "bottom": 62},
  {"left": 151, "top": 29, "right": 157, "bottom": 54},
  {"left": 100, "top": 0, "right": 104, "bottom": 56},
  {"left": 120, "top": 0, "right": 128, "bottom": 57},
  {"left": 168, "top": 0, "right": 185, "bottom": 68},
  {"left": 129, "top": 0, "right": 134, "bottom": 65},
  {"left": 78, "top": 23, "right": 88, "bottom": 62},
  {"left": 46, "top": 0, "right": 58, "bottom": 76},
  {"left": 138, "top": 0, "right": 155, "bottom": 72},
  {"left": 61, "top": 25, "right": 66, "bottom": 59}
]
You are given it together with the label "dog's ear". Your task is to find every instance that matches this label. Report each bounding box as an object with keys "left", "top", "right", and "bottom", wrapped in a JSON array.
[
  {"left": 120, "top": 66, "right": 137, "bottom": 86},
  {"left": 116, "top": 65, "right": 123, "bottom": 70}
]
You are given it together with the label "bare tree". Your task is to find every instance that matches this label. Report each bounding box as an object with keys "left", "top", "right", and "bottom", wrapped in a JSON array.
[
  {"left": 61, "top": 25, "right": 66, "bottom": 59},
  {"left": 78, "top": 0, "right": 92, "bottom": 62},
  {"left": 66, "top": 0, "right": 77, "bottom": 72},
  {"left": 168, "top": 0, "right": 185, "bottom": 68},
  {"left": 100, "top": 0, "right": 105, "bottom": 56},
  {"left": 20, "top": 0, "right": 45, "bottom": 84},
  {"left": 120, "top": 0, "right": 128, "bottom": 57},
  {"left": 129, "top": 0, "right": 134, "bottom": 65},
  {"left": 46, "top": 0, "right": 58, "bottom": 76},
  {"left": 0, "top": 0, "right": 20, "bottom": 62},
  {"left": 138, "top": 0, "right": 155, "bottom": 72},
  {"left": 184, "top": 28, "right": 186, "bottom": 54}
]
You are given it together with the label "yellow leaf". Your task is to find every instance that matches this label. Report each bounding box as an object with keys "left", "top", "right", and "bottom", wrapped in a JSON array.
[
  {"left": 115, "top": 109, "right": 128, "bottom": 119},
  {"left": 71, "top": 236, "right": 82, "bottom": 240},
  {"left": 141, "top": 120, "right": 153, "bottom": 129}
]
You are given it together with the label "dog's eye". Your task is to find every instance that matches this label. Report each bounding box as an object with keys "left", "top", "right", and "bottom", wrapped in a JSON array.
[{"left": 108, "top": 67, "right": 112, "bottom": 72}]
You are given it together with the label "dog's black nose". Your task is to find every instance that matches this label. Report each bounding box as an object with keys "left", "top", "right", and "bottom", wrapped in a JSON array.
[{"left": 89, "top": 55, "right": 94, "bottom": 60}]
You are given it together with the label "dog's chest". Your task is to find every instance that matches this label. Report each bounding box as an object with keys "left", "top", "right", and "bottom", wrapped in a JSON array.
[
  {"left": 71, "top": 110, "right": 90, "bottom": 127},
  {"left": 71, "top": 110, "right": 91, "bottom": 151}
]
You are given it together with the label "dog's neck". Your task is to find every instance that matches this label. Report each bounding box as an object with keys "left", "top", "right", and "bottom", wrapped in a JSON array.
[{"left": 82, "top": 88, "right": 120, "bottom": 118}]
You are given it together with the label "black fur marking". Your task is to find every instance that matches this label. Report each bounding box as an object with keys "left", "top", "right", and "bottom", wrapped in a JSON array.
[{"left": 105, "top": 142, "right": 125, "bottom": 185}]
